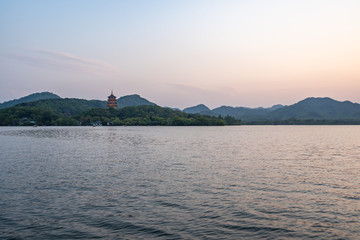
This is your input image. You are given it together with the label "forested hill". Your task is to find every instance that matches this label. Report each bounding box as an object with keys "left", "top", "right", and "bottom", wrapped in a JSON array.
[
  {"left": 2, "top": 92, "right": 360, "bottom": 124},
  {"left": 0, "top": 92, "right": 61, "bottom": 109},
  {"left": 1, "top": 92, "right": 156, "bottom": 112},
  {"left": 15, "top": 94, "right": 157, "bottom": 115},
  {"left": 117, "top": 94, "right": 156, "bottom": 108},
  {"left": 183, "top": 104, "right": 211, "bottom": 114},
  {"left": 19, "top": 98, "right": 107, "bottom": 116},
  {"left": 0, "top": 105, "right": 237, "bottom": 126}
]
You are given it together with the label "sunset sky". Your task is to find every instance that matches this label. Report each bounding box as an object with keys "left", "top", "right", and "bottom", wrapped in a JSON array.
[{"left": 1, "top": 0, "right": 360, "bottom": 109}]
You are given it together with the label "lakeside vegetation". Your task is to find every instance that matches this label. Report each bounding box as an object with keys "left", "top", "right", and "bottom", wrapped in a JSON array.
[
  {"left": 2, "top": 92, "right": 360, "bottom": 126},
  {"left": 0, "top": 105, "right": 240, "bottom": 126},
  {"left": 2, "top": 104, "right": 360, "bottom": 126},
  {"left": 3, "top": 104, "right": 360, "bottom": 126}
]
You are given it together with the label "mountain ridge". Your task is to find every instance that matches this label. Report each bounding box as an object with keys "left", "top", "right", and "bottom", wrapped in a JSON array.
[
  {"left": 2, "top": 92, "right": 360, "bottom": 122},
  {"left": 183, "top": 97, "right": 360, "bottom": 121},
  {"left": 267, "top": 97, "right": 360, "bottom": 120},
  {"left": 0, "top": 92, "right": 61, "bottom": 109},
  {"left": 183, "top": 104, "right": 211, "bottom": 114},
  {"left": 117, "top": 94, "right": 156, "bottom": 108}
]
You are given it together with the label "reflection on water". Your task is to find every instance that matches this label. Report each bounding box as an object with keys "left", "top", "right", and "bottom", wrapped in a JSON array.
[{"left": 0, "top": 126, "right": 360, "bottom": 239}]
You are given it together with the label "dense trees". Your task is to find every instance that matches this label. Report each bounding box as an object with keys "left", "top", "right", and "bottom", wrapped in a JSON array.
[
  {"left": 19, "top": 98, "right": 106, "bottom": 116},
  {"left": 3, "top": 104, "right": 360, "bottom": 126},
  {"left": 0, "top": 107, "right": 60, "bottom": 126},
  {"left": 0, "top": 105, "right": 229, "bottom": 126},
  {"left": 78, "top": 105, "right": 226, "bottom": 126}
]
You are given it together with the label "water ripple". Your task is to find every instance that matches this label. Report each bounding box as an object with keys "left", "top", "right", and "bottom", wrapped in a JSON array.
[{"left": 1, "top": 126, "right": 360, "bottom": 239}]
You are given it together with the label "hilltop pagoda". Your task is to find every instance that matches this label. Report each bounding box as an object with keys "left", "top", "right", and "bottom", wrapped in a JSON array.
[{"left": 107, "top": 90, "right": 117, "bottom": 109}]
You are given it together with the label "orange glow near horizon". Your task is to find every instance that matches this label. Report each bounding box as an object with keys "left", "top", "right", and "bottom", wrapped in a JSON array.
[{"left": 1, "top": 0, "right": 360, "bottom": 108}]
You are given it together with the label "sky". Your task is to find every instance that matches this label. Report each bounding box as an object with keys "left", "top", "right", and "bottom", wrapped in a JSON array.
[{"left": 1, "top": 0, "right": 360, "bottom": 109}]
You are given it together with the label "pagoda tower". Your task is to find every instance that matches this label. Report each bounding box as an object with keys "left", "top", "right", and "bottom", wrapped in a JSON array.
[{"left": 107, "top": 90, "right": 117, "bottom": 109}]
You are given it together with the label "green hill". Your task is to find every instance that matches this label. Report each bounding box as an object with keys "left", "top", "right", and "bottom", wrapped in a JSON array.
[
  {"left": 19, "top": 98, "right": 107, "bottom": 116},
  {"left": 3, "top": 92, "right": 360, "bottom": 125},
  {"left": 183, "top": 104, "right": 211, "bottom": 114},
  {"left": 0, "top": 92, "right": 61, "bottom": 109},
  {"left": 16, "top": 94, "right": 157, "bottom": 115},
  {"left": 117, "top": 94, "right": 156, "bottom": 108}
]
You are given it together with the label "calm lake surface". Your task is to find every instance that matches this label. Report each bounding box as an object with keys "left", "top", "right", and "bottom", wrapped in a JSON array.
[{"left": 0, "top": 126, "right": 359, "bottom": 239}]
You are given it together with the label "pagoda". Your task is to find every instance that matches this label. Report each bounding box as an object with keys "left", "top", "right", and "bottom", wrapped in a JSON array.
[{"left": 107, "top": 90, "right": 117, "bottom": 109}]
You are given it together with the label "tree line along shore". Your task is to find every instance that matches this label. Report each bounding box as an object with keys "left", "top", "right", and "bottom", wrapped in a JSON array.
[{"left": 0, "top": 105, "right": 241, "bottom": 126}]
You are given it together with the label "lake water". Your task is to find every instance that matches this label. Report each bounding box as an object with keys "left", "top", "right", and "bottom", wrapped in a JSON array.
[{"left": 0, "top": 126, "right": 359, "bottom": 239}]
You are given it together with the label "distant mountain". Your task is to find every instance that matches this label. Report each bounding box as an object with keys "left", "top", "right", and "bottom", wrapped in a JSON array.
[
  {"left": 211, "top": 106, "right": 274, "bottom": 121},
  {"left": 117, "top": 94, "right": 156, "bottom": 108},
  {"left": 209, "top": 104, "right": 285, "bottom": 121},
  {"left": 183, "top": 104, "right": 211, "bottom": 114},
  {"left": 180, "top": 104, "right": 286, "bottom": 120},
  {"left": 268, "top": 104, "right": 284, "bottom": 111},
  {"left": 19, "top": 98, "right": 106, "bottom": 116},
  {"left": 0, "top": 92, "right": 61, "bottom": 109},
  {"left": 3, "top": 92, "right": 360, "bottom": 123},
  {"left": 268, "top": 97, "right": 360, "bottom": 120},
  {"left": 184, "top": 97, "right": 360, "bottom": 122}
]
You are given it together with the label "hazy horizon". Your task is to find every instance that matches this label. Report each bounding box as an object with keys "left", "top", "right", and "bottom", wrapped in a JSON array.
[{"left": 1, "top": 0, "right": 360, "bottom": 109}]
